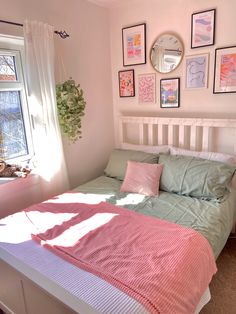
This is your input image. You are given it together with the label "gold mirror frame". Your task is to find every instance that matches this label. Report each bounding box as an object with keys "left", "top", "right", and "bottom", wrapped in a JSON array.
[{"left": 150, "top": 33, "right": 184, "bottom": 74}]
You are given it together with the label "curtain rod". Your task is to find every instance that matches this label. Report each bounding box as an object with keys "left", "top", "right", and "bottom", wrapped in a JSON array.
[{"left": 0, "top": 19, "right": 69, "bottom": 39}]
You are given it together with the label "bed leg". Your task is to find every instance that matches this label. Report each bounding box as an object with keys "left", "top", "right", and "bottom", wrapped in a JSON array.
[
  {"left": 230, "top": 224, "right": 236, "bottom": 238},
  {"left": 231, "top": 223, "right": 235, "bottom": 233}
]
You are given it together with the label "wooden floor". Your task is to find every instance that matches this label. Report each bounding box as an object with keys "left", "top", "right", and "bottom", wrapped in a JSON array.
[{"left": 201, "top": 237, "right": 236, "bottom": 313}]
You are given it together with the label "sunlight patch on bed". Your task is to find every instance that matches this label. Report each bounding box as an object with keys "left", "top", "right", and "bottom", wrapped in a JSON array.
[
  {"left": 40, "top": 213, "right": 118, "bottom": 247},
  {"left": 25, "top": 212, "right": 78, "bottom": 233},
  {"left": 115, "top": 193, "right": 146, "bottom": 206},
  {"left": 0, "top": 212, "right": 35, "bottom": 243},
  {"left": 44, "top": 192, "right": 114, "bottom": 204}
]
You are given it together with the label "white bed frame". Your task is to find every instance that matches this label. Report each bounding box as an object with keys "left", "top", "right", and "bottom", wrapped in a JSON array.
[
  {"left": 1, "top": 115, "right": 236, "bottom": 314},
  {"left": 119, "top": 116, "right": 236, "bottom": 154}
]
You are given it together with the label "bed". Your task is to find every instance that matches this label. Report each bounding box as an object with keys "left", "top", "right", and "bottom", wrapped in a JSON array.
[{"left": 1, "top": 115, "right": 236, "bottom": 314}]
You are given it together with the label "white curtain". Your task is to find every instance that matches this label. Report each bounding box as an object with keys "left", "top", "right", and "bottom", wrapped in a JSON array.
[{"left": 23, "top": 20, "right": 69, "bottom": 198}]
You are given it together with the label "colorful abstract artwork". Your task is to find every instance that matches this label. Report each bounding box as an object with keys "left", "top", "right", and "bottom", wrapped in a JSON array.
[
  {"left": 118, "top": 70, "right": 135, "bottom": 97},
  {"left": 138, "top": 73, "right": 156, "bottom": 104},
  {"left": 127, "top": 33, "right": 141, "bottom": 59},
  {"left": 122, "top": 24, "right": 146, "bottom": 66},
  {"left": 220, "top": 53, "right": 236, "bottom": 87},
  {"left": 185, "top": 54, "right": 209, "bottom": 89},
  {"left": 214, "top": 46, "right": 236, "bottom": 94},
  {"left": 160, "top": 78, "right": 180, "bottom": 108},
  {"left": 191, "top": 9, "right": 215, "bottom": 48}
]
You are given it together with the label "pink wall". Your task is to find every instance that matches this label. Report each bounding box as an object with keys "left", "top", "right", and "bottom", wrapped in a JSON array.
[
  {"left": 109, "top": 0, "right": 236, "bottom": 144},
  {"left": 1, "top": 0, "right": 236, "bottom": 214},
  {"left": 0, "top": 0, "right": 114, "bottom": 214},
  {"left": 0, "top": 0, "right": 114, "bottom": 188}
]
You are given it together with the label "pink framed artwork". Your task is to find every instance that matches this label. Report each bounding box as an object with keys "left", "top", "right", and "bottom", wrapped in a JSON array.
[
  {"left": 122, "top": 23, "right": 146, "bottom": 66},
  {"left": 213, "top": 46, "right": 236, "bottom": 94},
  {"left": 138, "top": 73, "right": 156, "bottom": 104},
  {"left": 118, "top": 69, "right": 135, "bottom": 97},
  {"left": 191, "top": 9, "right": 215, "bottom": 49},
  {"left": 160, "top": 78, "right": 180, "bottom": 108}
]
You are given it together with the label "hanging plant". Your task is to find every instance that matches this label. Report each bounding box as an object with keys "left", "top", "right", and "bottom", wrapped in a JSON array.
[{"left": 56, "top": 78, "right": 86, "bottom": 143}]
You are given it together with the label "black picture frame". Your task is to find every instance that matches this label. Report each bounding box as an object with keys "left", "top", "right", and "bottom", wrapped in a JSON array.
[
  {"left": 160, "top": 78, "right": 180, "bottom": 108},
  {"left": 213, "top": 45, "right": 236, "bottom": 94},
  {"left": 191, "top": 9, "right": 216, "bottom": 49},
  {"left": 118, "top": 69, "right": 135, "bottom": 97},
  {"left": 122, "top": 23, "right": 146, "bottom": 66}
]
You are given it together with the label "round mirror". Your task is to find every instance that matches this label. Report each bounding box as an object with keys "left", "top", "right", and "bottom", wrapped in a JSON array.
[{"left": 150, "top": 33, "right": 184, "bottom": 73}]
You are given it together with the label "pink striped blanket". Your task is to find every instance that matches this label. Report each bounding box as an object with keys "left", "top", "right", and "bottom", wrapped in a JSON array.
[{"left": 24, "top": 193, "right": 217, "bottom": 314}]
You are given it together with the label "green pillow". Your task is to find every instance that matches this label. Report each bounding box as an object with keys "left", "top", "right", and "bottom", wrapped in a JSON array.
[
  {"left": 159, "top": 154, "right": 235, "bottom": 199},
  {"left": 104, "top": 149, "right": 158, "bottom": 181}
]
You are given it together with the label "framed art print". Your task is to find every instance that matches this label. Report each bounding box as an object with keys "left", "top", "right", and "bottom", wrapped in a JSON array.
[
  {"left": 213, "top": 46, "right": 236, "bottom": 94},
  {"left": 138, "top": 73, "right": 156, "bottom": 104},
  {"left": 185, "top": 54, "right": 209, "bottom": 89},
  {"left": 122, "top": 23, "right": 146, "bottom": 66},
  {"left": 191, "top": 9, "right": 216, "bottom": 48},
  {"left": 160, "top": 78, "right": 180, "bottom": 108},
  {"left": 118, "top": 69, "right": 135, "bottom": 97}
]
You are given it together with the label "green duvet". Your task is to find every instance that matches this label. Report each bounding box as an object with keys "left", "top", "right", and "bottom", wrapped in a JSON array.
[{"left": 74, "top": 175, "right": 236, "bottom": 259}]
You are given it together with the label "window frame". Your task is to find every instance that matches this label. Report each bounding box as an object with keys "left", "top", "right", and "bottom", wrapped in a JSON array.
[{"left": 0, "top": 36, "right": 34, "bottom": 164}]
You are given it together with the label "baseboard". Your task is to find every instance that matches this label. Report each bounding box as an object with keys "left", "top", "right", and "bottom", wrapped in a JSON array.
[{"left": 0, "top": 301, "right": 14, "bottom": 314}]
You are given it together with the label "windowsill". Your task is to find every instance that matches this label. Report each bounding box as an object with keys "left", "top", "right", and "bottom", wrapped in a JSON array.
[
  {"left": 0, "top": 177, "right": 17, "bottom": 185},
  {"left": 0, "top": 173, "right": 38, "bottom": 187}
]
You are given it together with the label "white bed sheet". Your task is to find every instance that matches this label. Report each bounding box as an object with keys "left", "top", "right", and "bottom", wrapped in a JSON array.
[{"left": 0, "top": 211, "right": 210, "bottom": 314}]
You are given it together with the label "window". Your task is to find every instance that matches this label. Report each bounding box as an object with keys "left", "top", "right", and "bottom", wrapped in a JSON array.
[{"left": 0, "top": 38, "right": 33, "bottom": 164}]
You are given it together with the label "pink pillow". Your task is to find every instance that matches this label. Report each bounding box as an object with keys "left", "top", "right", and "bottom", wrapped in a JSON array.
[{"left": 120, "top": 161, "right": 164, "bottom": 196}]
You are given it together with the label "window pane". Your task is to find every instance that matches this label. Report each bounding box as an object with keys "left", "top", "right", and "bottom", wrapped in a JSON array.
[
  {"left": 0, "top": 55, "right": 17, "bottom": 81},
  {"left": 0, "top": 91, "right": 28, "bottom": 160}
]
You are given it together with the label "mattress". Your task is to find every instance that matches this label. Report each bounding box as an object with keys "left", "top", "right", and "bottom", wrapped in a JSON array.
[
  {"left": 1, "top": 175, "right": 235, "bottom": 313},
  {"left": 0, "top": 201, "right": 211, "bottom": 314},
  {"left": 0, "top": 210, "right": 147, "bottom": 313}
]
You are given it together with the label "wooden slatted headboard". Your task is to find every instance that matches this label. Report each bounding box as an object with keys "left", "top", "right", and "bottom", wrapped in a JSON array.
[{"left": 119, "top": 116, "right": 236, "bottom": 154}]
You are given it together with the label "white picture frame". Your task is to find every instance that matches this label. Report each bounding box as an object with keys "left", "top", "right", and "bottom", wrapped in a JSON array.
[
  {"left": 138, "top": 73, "right": 156, "bottom": 104},
  {"left": 185, "top": 53, "right": 209, "bottom": 89}
]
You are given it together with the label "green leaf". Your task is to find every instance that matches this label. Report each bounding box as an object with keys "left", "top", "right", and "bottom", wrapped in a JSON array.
[{"left": 56, "top": 78, "right": 86, "bottom": 143}]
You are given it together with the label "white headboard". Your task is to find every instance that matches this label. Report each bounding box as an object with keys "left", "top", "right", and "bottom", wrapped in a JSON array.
[{"left": 119, "top": 116, "right": 236, "bottom": 155}]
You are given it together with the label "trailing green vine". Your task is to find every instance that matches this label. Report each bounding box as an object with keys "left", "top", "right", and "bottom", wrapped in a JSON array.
[{"left": 56, "top": 79, "right": 86, "bottom": 143}]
